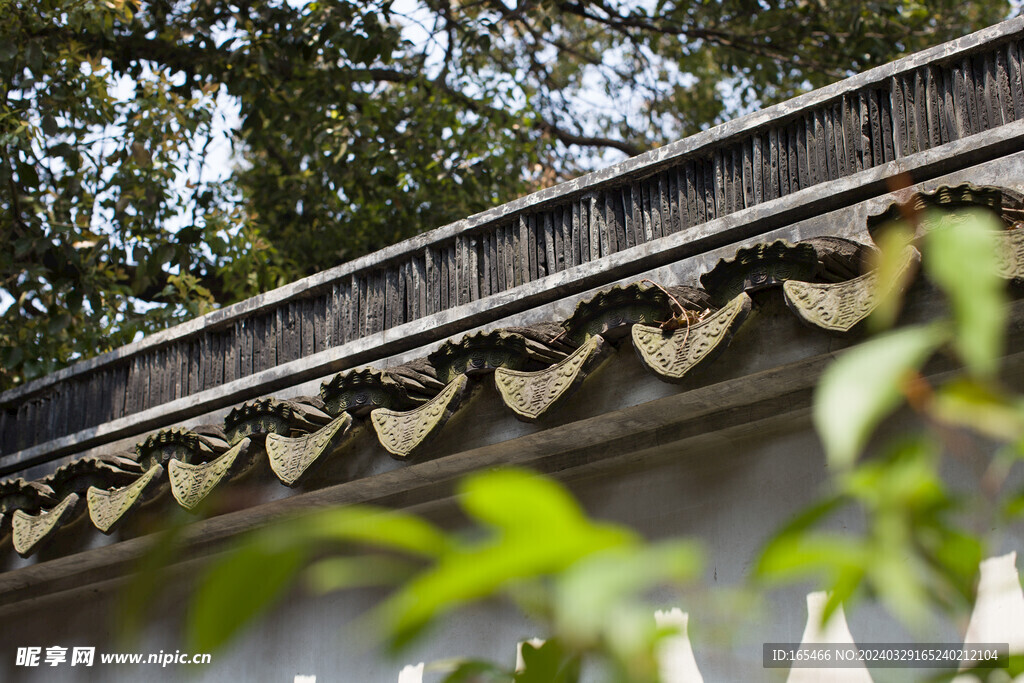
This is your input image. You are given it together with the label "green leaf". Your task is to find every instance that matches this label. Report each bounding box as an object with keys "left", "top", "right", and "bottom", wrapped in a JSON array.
[
  {"left": 867, "top": 221, "right": 917, "bottom": 332},
  {"left": 374, "top": 469, "right": 636, "bottom": 648},
  {"left": 188, "top": 533, "right": 307, "bottom": 652},
  {"left": 458, "top": 468, "right": 589, "bottom": 532},
  {"left": 516, "top": 639, "right": 581, "bottom": 683},
  {"left": 930, "top": 378, "right": 1024, "bottom": 442},
  {"left": 554, "top": 541, "right": 701, "bottom": 645},
  {"left": 47, "top": 312, "right": 71, "bottom": 335},
  {"left": 813, "top": 324, "right": 948, "bottom": 468},
  {"left": 304, "top": 555, "right": 417, "bottom": 594},
  {"left": 923, "top": 209, "right": 1007, "bottom": 378},
  {"left": 299, "top": 506, "right": 451, "bottom": 558}
]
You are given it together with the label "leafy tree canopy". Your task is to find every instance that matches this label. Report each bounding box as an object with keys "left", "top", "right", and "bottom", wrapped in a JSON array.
[{"left": 0, "top": 0, "right": 1010, "bottom": 388}]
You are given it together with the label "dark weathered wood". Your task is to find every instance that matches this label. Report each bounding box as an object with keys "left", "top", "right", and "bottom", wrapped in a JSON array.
[
  {"left": 767, "top": 127, "right": 781, "bottom": 200},
  {"left": 776, "top": 124, "right": 791, "bottom": 197},
  {"left": 712, "top": 151, "right": 727, "bottom": 216},
  {"left": 424, "top": 247, "right": 437, "bottom": 316},
  {"left": 657, "top": 173, "right": 670, "bottom": 241},
  {"left": 517, "top": 216, "right": 529, "bottom": 286},
  {"left": 554, "top": 207, "right": 567, "bottom": 269},
  {"left": 995, "top": 46, "right": 1015, "bottom": 125},
  {"left": 892, "top": 76, "right": 910, "bottom": 156},
  {"left": 975, "top": 54, "right": 995, "bottom": 131},
  {"left": 1007, "top": 40, "right": 1024, "bottom": 122},
  {"left": 751, "top": 135, "right": 764, "bottom": 205},
  {"left": 804, "top": 114, "right": 819, "bottom": 186},
  {"left": 526, "top": 216, "right": 538, "bottom": 281},
  {"left": 639, "top": 181, "right": 653, "bottom": 242},
  {"left": 906, "top": 73, "right": 922, "bottom": 153},
  {"left": 138, "top": 350, "right": 152, "bottom": 409},
  {"left": 727, "top": 144, "right": 741, "bottom": 209},
  {"left": 960, "top": 58, "right": 979, "bottom": 136},
  {"left": 702, "top": 156, "right": 716, "bottom": 220},
  {"left": 684, "top": 162, "right": 699, "bottom": 230},
  {"left": 625, "top": 183, "right": 640, "bottom": 247},
  {"left": 503, "top": 222, "right": 516, "bottom": 289},
  {"left": 877, "top": 88, "right": 895, "bottom": 162},
  {"left": 588, "top": 195, "right": 603, "bottom": 257},
  {"left": 692, "top": 159, "right": 707, "bottom": 223},
  {"left": 822, "top": 103, "right": 840, "bottom": 178},
  {"left": 479, "top": 233, "right": 492, "bottom": 297},
  {"left": 913, "top": 69, "right": 930, "bottom": 150},
  {"left": 535, "top": 213, "right": 549, "bottom": 274},
  {"left": 843, "top": 96, "right": 859, "bottom": 173},
  {"left": 567, "top": 198, "right": 580, "bottom": 264},
  {"left": 463, "top": 234, "right": 475, "bottom": 303},
  {"left": 607, "top": 188, "right": 625, "bottom": 250},
  {"left": 440, "top": 243, "right": 451, "bottom": 310},
  {"left": 332, "top": 284, "right": 345, "bottom": 348},
  {"left": 314, "top": 293, "right": 328, "bottom": 352},
  {"left": 856, "top": 92, "right": 871, "bottom": 169},
  {"left": 541, "top": 212, "right": 556, "bottom": 276}
]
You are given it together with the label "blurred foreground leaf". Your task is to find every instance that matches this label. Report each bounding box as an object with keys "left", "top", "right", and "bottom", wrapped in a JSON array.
[
  {"left": 923, "top": 209, "right": 1007, "bottom": 378},
  {"left": 814, "top": 324, "right": 947, "bottom": 468}
]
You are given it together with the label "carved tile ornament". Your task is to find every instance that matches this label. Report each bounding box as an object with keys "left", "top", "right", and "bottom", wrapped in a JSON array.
[
  {"left": 224, "top": 398, "right": 297, "bottom": 445},
  {"left": 561, "top": 283, "right": 680, "bottom": 346},
  {"left": 428, "top": 331, "right": 530, "bottom": 384},
  {"left": 632, "top": 293, "right": 752, "bottom": 383},
  {"left": 136, "top": 427, "right": 201, "bottom": 468},
  {"left": 168, "top": 438, "right": 250, "bottom": 511},
  {"left": 0, "top": 478, "right": 55, "bottom": 520},
  {"left": 11, "top": 493, "right": 79, "bottom": 557},
  {"left": 267, "top": 414, "right": 354, "bottom": 486},
  {"left": 494, "top": 335, "right": 611, "bottom": 422},
  {"left": 867, "top": 183, "right": 1022, "bottom": 239},
  {"left": 783, "top": 246, "right": 920, "bottom": 332},
  {"left": 86, "top": 464, "right": 164, "bottom": 533},
  {"left": 700, "top": 240, "right": 818, "bottom": 306},
  {"left": 371, "top": 374, "right": 471, "bottom": 459},
  {"left": 995, "top": 225, "right": 1024, "bottom": 280},
  {"left": 320, "top": 368, "right": 418, "bottom": 417}
]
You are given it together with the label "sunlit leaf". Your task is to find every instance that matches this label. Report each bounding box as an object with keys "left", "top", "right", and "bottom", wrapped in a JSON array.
[
  {"left": 554, "top": 542, "right": 701, "bottom": 645},
  {"left": 813, "top": 324, "right": 948, "bottom": 468},
  {"left": 299, "top": 506, "right": 452, "bottom": 558},
  {"left": 188, "top": 532, "right": 307, "bottom": 652},
  {"left": 923, "top": 209, "right": 1007, "bottom": 378},
  {"left": 516, "top": 639, "right": 581, "bottom": 683},
  {"left": 867, "top": 221, "right": 918, "bottom": 332},
  {"left": 930, "top": 378, "right": 1024, "bottom": 442},
  {"left": 304, "top": 555, "right": 419, "bottom": 594},
  {"left": 458, "top": 468, "right": 587, "bottom": 533},
  {"left": 373, "top": 469, "right": 636, "bottom": 648}
]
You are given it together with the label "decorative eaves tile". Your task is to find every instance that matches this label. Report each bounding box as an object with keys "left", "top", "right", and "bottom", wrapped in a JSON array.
[
  {"left": 320, "top": 368, "right": 419, "bottom": 417},
  {"left": 561, "top": 283, "right": 679, "bottom": 346},
  {"left": 168, "top": 438, "right": 251, "bottom": 511},
  {"left": 783, "top": 246, "right": 920, "bottom": 333},
  {"left": 700, "top": 240, "right": 818, "bottom": 306},
  {"left": 87, "top": 464, "right": 164, "bottom": 534},
  {"left": 11, "top": 493, "right": 79, "bottom": 558},
  {"left": 136, "top": 427, "right": 204, "bottom": 468},
  {"left": 0, "top": 478, "right": 55, "bottom": 518},
  {"left": 632, "top": 293, "right": 752, "bottom": 383},
  {"left": 867, "top": 183, "right": 1020, "bottom": 239},
  {"left": 267, "top": 414, "right": 355, "bottom": 486},
  {"left": 995, "top": 225, "right": 1024, "bottom": 280},
  {"left": 223, "top": 398, "right": 332, "bottom": 446},
  {"left": 494, "top": 335, "right": 612, "bottom": 422},
  {"left": 371, "top": 374, "right": 471, "bottom": 459},
  {"left": 427, "top": 331, "right": 531, "bottom": 384}
]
